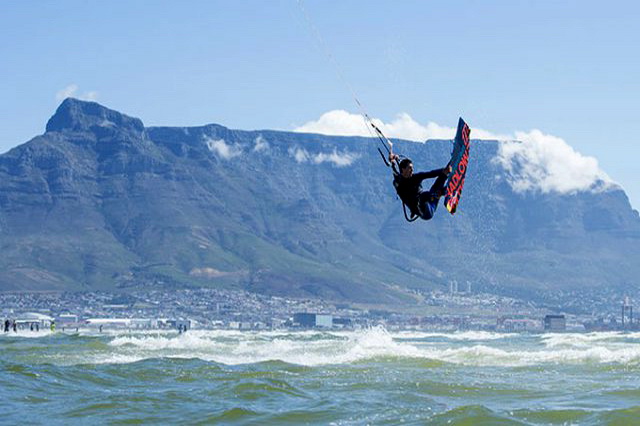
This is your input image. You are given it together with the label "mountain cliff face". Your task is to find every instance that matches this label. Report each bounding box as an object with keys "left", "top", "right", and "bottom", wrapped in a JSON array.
[{"left": 0, "top": 98, "right": 638, "bottom": 304}]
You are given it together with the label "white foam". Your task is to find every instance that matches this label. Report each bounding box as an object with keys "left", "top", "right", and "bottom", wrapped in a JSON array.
[
  {"left": 109, "top": 332, "right": 218, "bottom": 351},
  {"left": 541, "top": 332, "right": 628, "bottom": 348},
  {"left": 390, "top": 331, "right": 514, "bottom": 342},
  {"left": 44, "top": 329, "right": 640, "bottom": 367},
  {"left": 96, "top": 327, "right": 421, "bottom": 366},
  {"left": 0, "top": 330, "right": 54, "bottom": 338},
  {"left": 420, "top": 343, "right": 640, "bottom": 367}
]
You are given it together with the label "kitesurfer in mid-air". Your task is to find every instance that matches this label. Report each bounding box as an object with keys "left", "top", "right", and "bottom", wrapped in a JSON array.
[{"left": 389, "top": 152, "right": 451, "bottom": 221}]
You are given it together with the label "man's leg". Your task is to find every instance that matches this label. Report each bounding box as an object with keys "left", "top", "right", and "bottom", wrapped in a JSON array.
[
  {"left": 429, "top": 167, "right": 449, "bottom": 198},
  {"left": 418, "top": 167, "right": 450, "bottom": 220},
  {"left": 418, "top": 192, "right": 436, "bottom": 220}
]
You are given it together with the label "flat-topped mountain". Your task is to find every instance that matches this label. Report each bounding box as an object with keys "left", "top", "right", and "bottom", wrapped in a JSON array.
[{"left": 0, "top": 98, "right": 638, "bottom": 306}]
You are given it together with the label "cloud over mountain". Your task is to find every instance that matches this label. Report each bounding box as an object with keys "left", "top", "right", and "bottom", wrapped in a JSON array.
[
  {"left": 289, "top": 145, "right": 358, "bottom": 167},
  {"left": 56, "top": 84, "right": 98, "bottom": 102},
  {"left": 295, "top": 110, "right": 616, "bottom": 195},
  {"left": 495, "top": 130, "right": 616, "bottom": 194},
  {"left": 293, "top": 110, "right": 505, "bottom": 141},
  {"left": 205, "top": 137, "right": 242, "bottom": 159},
  {"left": 253, "top": 135, "right": 269, "bottom": 152}
]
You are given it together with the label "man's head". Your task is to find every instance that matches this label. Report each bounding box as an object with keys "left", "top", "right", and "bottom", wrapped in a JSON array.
[{"left": 399, "top": 158, "right": 413, "bottom": 178}]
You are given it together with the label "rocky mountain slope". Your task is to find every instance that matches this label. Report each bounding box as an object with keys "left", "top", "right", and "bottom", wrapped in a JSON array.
[{"left": 1, "top": 98, "right": 638, "bottom": 305}]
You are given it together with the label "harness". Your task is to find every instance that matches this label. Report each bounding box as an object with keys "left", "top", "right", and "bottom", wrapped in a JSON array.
[
  {"left": 402, "top": 200, "right": 421, "bottom": 222},
  {"left": 391, "top": 175, "right": 421, "bottom": 222},
  {"left": 370, "top": 122, "right": 419, "bottom": 222}
]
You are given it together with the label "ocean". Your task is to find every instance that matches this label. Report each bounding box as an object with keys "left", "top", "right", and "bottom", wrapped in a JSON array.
[{"left": 1, "top": 327, "right": 639, "bottom": 425}]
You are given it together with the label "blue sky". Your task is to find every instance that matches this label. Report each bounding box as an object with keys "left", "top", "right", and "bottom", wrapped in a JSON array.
[{"left": 1, "top": 1, "right": 639, "bottom": 207}]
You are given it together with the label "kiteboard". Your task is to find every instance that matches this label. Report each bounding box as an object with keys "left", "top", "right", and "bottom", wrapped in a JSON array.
[{"left": 444, "top": 118, "right": 471, "bottom": 214}]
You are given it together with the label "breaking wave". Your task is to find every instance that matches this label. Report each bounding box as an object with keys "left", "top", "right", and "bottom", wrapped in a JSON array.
[{"left": 66, "top": 328, "right": 640, "bottom": 367}]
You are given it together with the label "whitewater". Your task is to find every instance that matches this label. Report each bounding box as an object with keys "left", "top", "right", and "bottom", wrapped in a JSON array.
[{"left": 2, "top": 328, "right": 640, "bottom": 424}]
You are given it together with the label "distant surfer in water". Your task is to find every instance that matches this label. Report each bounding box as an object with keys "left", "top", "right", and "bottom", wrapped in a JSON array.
[{"left": 389, "top": 153, "right": 451, "bottom": 221}]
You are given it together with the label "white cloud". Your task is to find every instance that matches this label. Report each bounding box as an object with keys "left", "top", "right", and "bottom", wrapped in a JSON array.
[
  {"left": 288, "top": 146, "right": 358, "bottom": 167},
  {"left": 56, "top": 84, "right": 78, "bottom": 101},
  {"left": 294, "top": 110, "right": 370, "bottom": 137},
  {"left": 289, "top": 146, "right": 310, "bottom": 163},
  {"left": 83, "top": 91, "right": 98, "bottom": 101},
  {"left": 253, "top": 135, "right": 269, "bottom": 152},
  {"left": 495, "top": 129, "right": 616, "bottom": 194},
  {"left": 380, "top": 113, "right": 455, "bottom": 140},
  {"left": 295, "top": 110, "right": 618, "bottom": 195},
  {"left": 313, "top": 149, "right": 359, "bottom": 167},
  {"left": 56, "top": 84, "right": 99, "bottom": 102},
  {"left": 205, "top": 137, "right": 242, "bottom": 160},
  {"left": 293, "top": 109, "right": 505, "bottom": 141}
]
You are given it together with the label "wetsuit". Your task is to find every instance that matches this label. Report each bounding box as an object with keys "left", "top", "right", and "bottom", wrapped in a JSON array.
[{"left": 393, "top": 167, "right": 449, "bottom": 220}]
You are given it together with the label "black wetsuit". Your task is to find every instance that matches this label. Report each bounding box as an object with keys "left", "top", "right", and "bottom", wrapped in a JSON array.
[{"left": 393, "top": 167, "right": 449, "bottom": 220}]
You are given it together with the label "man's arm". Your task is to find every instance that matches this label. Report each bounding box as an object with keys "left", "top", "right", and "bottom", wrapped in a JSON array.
[{"left": 388, "top": 151, "right": 400, "bottom": 176}]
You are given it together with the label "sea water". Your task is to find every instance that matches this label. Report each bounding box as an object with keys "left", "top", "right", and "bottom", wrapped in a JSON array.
[{"left": 1, "top": 327, "right": 640, "bottom": 425}]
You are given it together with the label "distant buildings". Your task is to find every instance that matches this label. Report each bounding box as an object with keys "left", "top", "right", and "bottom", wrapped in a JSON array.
[
  {"left": 293, "top": 313, "right": 333, "bottom": 328},
  {"left": 622, "top": 297, "right": 633, "bottom": 327},
  {"left": 583, "top": 298, "right": 639, "bottom": 331},
  {"left": 497, "top": 315, "right": 540, "bottom": 332},
  {"left": 85, "top": 318, "right": 156, "bottom": 329},
  {"left": 57, "top": 313, "right": 80, "bottom": 329},
  {"left": 332, "top": 317, "right": 352, "bottom": 328},
  {"left": 544, "top": 315, "right": 566, "bottom": 332},
  {"left": 5, "top": 289, "right": 640, "bottom": 333},
  {"left": 15, "top": 312, "right": 53, "bottom": 330},
  {"left": 449, "top": 280, "right": 472, "bottom": 295}
]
